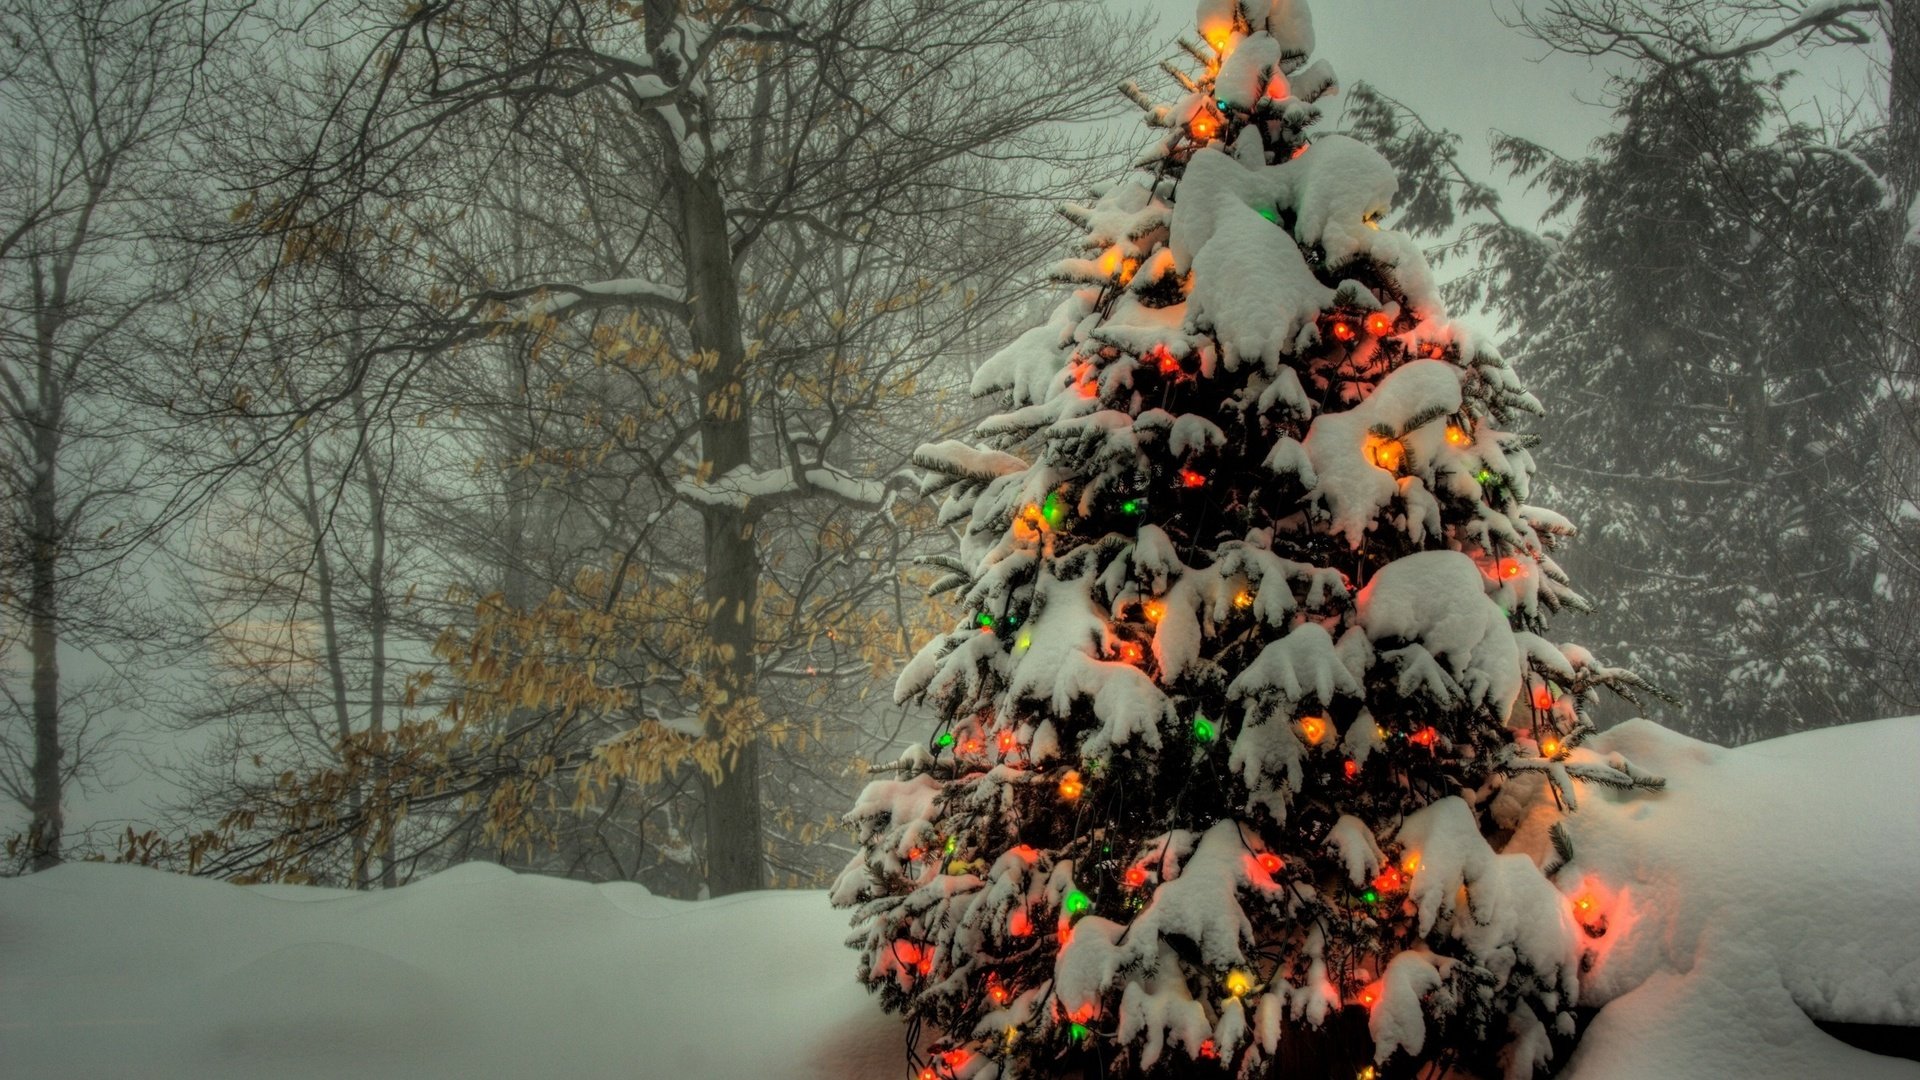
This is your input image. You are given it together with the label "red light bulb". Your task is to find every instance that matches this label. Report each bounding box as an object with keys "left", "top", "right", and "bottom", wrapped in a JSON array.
[
  {"left": 1257, "top": 852, "right": 1284, "bottom": 874},
  {"left": 1330, "top": 320, "right": 1358, "bottom": 343},
  {"left": 1532, "top": 685, "right": 1554, "bottom": 710},
  {"left": 1365, "top": 312, "right": 1394, "bottom": 336},
  {"left": 1125, "top": 866, "right": 1149, "bottom": 888},
  {"left": 1180, "top": 468, "right": 1206, "bottom": 488}
]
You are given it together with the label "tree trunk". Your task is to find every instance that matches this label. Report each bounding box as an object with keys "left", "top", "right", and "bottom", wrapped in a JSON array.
[
  {"left": 299, "top": 438, "right": 367, "bottom": 888},
  {"left": 648, "top": 0, "right": 764, "bottom": 896},
  {"left": 27, "top": 424, "right": 62, "bottom": 870}
]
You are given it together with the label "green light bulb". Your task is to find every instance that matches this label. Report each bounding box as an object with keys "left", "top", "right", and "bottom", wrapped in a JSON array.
[
  {"left": 1069, "top": 1022, "right": 1091, "bottom": 1042},
  {"left": 1362, "top": 889, "right": 1379, "bottom": 904},
  {"left": 1257, "top": 206, "right": 1279, "bottom": 223},
  {"left": 1042, "top": 491, "right": 1067, "bottom": 528},
  {"left": 1476, "top": 469, "right": 1495, "bottom": 486},
  {"left": 1064, "top": 890, "right": 1091, "bottom": 917},
  {"left": 977, "top": 612, "right": 995, "bottom": 630},
  {"left": 945, "top": 837, "right": 958, "bottom": 856},
  {"left": 936, "top": 732, "right": 955, "bottom": 748},
  {"left": 1193, "top": 715, "right": 1216, "bottom": 742},
  {"left": 1121, "top": 499, "right": 1141, "bottom": 515}
]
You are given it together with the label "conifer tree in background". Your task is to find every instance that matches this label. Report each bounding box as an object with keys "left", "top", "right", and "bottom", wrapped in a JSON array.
[
  {"left": 835, "top": 2, "right": 1661, "bottom": 1078},
  {"left": 1458, "top": 60, "right": 1886, "bottom": 747}
]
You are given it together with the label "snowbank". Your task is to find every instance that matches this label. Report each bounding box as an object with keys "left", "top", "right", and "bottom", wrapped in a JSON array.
[
  {"left": 1513, "top": 716, "right": 1920, "bottom": 1080},
  {"left": 2, "top": 718, "right": 1916, "bottom": 1079},
  {"left": 0, "top": 862, "right": 901, "bottom": 1080}
]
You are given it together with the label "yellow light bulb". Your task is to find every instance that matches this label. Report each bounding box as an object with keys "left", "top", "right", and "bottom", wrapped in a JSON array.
[
  {"left": 1233, "top": 589, "right": 1253, "bottom": 610},
  {"left": 1224, "top": 970, "right": 1253, "bottom": 997}
]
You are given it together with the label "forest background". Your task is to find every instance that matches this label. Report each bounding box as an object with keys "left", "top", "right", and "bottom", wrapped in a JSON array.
[{"left": 1, "top": 0, "right": 1910, "bottom": 897}]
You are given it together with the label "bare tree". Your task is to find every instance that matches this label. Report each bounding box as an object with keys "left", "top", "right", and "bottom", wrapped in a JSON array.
[{"left": 0, "top": 0, "right": 215, "bottom": 868}]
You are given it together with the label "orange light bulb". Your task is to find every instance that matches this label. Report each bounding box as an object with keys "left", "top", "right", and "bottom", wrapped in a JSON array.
[
  {"left": 1365, "top": 436, "right": 1406, "bottom": 473},
  {"left": 1445, "top": 424, "right": 1472, "bottom": 447},
  {"left": 1300, "top": 716, "right": 1328, "bottom": 745},
  {"left": 1009, "top": 909, "right": 1033, "bottom": 937},
  {"left": 1143, "top": 600, "right": 1166, "bottom": 623},
  {"left": 1365, "top": 311, "right": 1394, "bottom": 336},
  {"left": 1233, "top": 589, "right": 1254, "bottom": 609},
  {"left": 1059, "top": 770, "right": 1083, "bottom": 800},
  {"left": 1401, "top": 852, "right": 1421, "bottom": 873},
  {"left": 1191, "top": 113, "right": 1218, "bottom": 140},
  {"left": 1542, "top": 738, "right": 1562, "bottom": 757}
]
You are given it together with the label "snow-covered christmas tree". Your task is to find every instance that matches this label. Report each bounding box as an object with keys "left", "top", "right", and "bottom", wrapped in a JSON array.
[{"left": 834, "top": 2, "right": 1662, "bottom": 1077}]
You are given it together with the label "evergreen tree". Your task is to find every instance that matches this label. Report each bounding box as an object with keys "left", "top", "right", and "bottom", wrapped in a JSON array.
[
  {"left": 1461, "top": 60, "right": 1887, "bottom": 745},
  {"left": 835, "top": 2, "right": 1658, "bottom": 1077}
]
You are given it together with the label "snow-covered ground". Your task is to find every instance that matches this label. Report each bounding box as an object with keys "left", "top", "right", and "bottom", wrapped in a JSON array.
[{"left": 3, "top": 718, "right": 1916, "bottom": 1080}]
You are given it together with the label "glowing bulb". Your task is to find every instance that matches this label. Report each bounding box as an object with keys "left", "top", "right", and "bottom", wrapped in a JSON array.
[
  {"left": 1476, "top": 467, "right": 1496, "bottom": 487},
  {"left": 1193, "top": 715, "right": 1216, "bottom": 742},
  {"left": 1064, "top": 890, "right": 1092, "bottom": 918},
  {"left": 1360, "top": 1069, "right": 1378, "bottom": 1080},
  {"left": 1343, "top": 758, "right": 1359, "bottom": 779},
  {"left": 997, "top": 730, "right": 1017, "bottom": 754},
  {"left": 1372, "top": 867, "right": 1405, "bottom": 893},
  {"left": 1180, "top": 468, "right": 1206, "bottom": 488},
  {"left": 1409, "top": 726, "right": 1438, "bottom": 748},
  {"left": 1361, "top": 889, "right": 1378, "bottom": 904},
  {"left": 1009, "top": 909, "right": 1033, "bottom": 937},
  {"left": 1098, "top": 248, "right": 1122, "bottom": 278},
  {"left": 1358, "top": 987, "right": 1378, "bottom": 1007},
  {"left": 1190, "top": 113, "right": 1218, "bottom": 140},
  {"left": 1059, "top": 770, "right": 1083, "bottom": 800},
  {"left": 1042, "top": 491, "right": 1067, "bottom": 528},
  {"left": 1069, "top": 1022, "right": 1091, "bottom": 1043},
  {"left": 1233, "top": 589, "right": 1254, "bottom": 609},
  {"left": 1125, "top": 866, "right": 1149, "bottom": 888},
  {"left": 1533, "top": 685, "right": 1555, "bottom": 710},
  {"left": 1365, "top": 311, "right": 1394, "bottom": 336},
  {"left": 1402, "top": 852, "right": 1421, "bottom": 873},
  {"left": 1365, "top": 436, "right": 1406, "bottom": 472},
  {"left": 1330, "top": 320, "right": 1358, "bottom": 343},
  {"left": 976, "top": 612, "right": 995, "bottom": 630},
  {"left": 1503, "top": 559, "right": 1525, "bottom": 579},
  {"left": 1542, "top": 737, "right": 1562, "bottom": 757},
  {"left": 1016, "top": 631, "right": 1032, "bottom": 650},
  {"left": 1225, "top": 970, "right": 1253, "bottom": 997},
  {"left": 1143, "top": 600, "right": 1165, "bottom": 623},
  {"left": 1300, "top": 716, "right": 1328, "bottom": 745},
  {"left": 1257, "top": 853, "right": 1284, "bottom": 874},
  {"left": 1121, "top": 498, "right": 1142, "bottom": 515},
  {"left": 1120, "top": 257, "right": 1139, "bottom": 284},
  {"left": 936, "top": 732, "right": 955, "bottom": 748},
  {"left": 1266, "top": 72, "right": 1289, "bottom": 99},
  {"left": 1199, "top": 1038, "right": 1219, "bottom": 1060},
  {"left": 1203, "top": 26, "right": 1231, "bottom": 50},
  {"left": 988, "top": 980, "right": 1012, "bottom": 1007},
  {"left": 1117, "top": 641, "right": 1145, "bottom": 665},
  {"left": 1155, "top": 346, "right": 1181, "bottom": 374},
  {"left": 1446, "top": 424, "right": 1472, "bottom": 447}
]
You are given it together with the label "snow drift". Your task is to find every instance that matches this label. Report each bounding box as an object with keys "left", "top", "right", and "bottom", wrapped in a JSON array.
[{"left": 2, "top": 718, "right": 1916, "bottom": 1080}]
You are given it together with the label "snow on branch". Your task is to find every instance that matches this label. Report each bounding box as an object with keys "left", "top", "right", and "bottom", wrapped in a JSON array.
[
  {"left": 673, "top": 461, "right": 899, "bottom": 516},
  {"left": 500, "top": 277, "right": 690, "bottom": 321}
]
